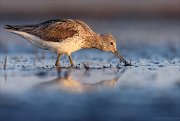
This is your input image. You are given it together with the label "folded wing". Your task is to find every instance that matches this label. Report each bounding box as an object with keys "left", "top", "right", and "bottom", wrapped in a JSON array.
[{"left": 5, "top": 19, "right": 79, "bottom": 42}]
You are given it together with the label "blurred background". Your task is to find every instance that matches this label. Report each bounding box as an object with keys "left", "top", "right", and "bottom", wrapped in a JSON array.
[
  {"left": 1, "top": 0, "right": 180, "bottom": 18},
  {"left": 0, "top": 0, "right": 180, "bottom": 59}
]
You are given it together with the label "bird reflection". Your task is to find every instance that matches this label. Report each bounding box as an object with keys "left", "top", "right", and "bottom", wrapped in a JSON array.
[{"left": 34, "top": 67, "right": 127, "bottom": 93}]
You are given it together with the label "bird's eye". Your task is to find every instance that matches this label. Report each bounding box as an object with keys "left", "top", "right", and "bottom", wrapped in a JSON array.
[{"left": 110, "top": 42, "right": 113, "bottom": 45}]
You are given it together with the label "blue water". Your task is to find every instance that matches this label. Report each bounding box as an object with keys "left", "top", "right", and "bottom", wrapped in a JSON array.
[
  {"left": 0, "top": 19, "right": 180, "bottom": 121},
  {"left": 0, "top": 65, "right": 180, "bottom": 121}
]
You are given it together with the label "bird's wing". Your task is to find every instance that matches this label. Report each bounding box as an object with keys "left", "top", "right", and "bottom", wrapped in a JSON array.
[
  {"left": 6, "top": 19, "right": 79, "bottom": 42},
  {"left": 75, "top": 20, "right": 95, "bottom": 35},
  {"left": 29, "top": 19, "right": 79, "bottom": 42}
]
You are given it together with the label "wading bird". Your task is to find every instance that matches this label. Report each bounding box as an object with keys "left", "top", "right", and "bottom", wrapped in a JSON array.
[{"left": 4, "top": 19, "right": 131, "bottom": 67}]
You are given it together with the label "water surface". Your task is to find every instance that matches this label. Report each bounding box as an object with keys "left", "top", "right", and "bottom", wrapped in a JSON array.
[{"left": 0, "top": 18, "right": 180, "bottom": 121}]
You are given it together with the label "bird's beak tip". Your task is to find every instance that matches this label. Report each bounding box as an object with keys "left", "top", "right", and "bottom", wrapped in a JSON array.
[
  {"left": 113, "top": 51, "right": 132, "bottom": 66},
  {"left": 124, "top": 62, "right": 132, "bottom": 66}
]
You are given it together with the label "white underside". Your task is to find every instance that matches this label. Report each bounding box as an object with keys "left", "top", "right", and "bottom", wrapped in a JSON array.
[{"left": 10, "top": 31, "right": 84, "bottom": 55}]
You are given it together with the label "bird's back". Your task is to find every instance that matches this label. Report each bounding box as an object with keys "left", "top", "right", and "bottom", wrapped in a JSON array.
[{"left": 4, "top": 19, "right": 96, "bottom": 42}]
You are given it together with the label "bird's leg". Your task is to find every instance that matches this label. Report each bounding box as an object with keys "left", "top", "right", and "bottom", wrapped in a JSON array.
[
  {"left": 55, "top": 54, "right": 61, "bottom": 66},
  {"left": 68, "top": 55, "right": 74, "bottom": 66}
]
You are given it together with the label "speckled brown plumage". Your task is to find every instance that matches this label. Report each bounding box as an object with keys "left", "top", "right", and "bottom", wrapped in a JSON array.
[{"left": 5, "top": 19, "right": 96, "bottom": 42}]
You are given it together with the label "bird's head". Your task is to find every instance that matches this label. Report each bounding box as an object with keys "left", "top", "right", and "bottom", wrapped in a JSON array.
[
  {"left": 99, "top": 33, "right": 117, "bottom": 52},
  {"left": 99, "top": 33, "right": 131, "bottom": 66}
]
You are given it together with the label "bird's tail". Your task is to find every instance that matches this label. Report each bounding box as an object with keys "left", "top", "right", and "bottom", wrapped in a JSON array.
[{"left": 4, "top": 25, "right": 19, "bottom": 31}]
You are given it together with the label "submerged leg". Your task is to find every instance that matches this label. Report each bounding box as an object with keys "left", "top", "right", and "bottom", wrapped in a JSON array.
[
  {"left": 68, "top": 55, "right": 74, "bottom": 66},
  {"left": 55, "top": 54, "right": 61, "bottom": 66}
]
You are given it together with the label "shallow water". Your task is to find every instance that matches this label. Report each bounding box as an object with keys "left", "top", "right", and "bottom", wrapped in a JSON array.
[
  {"left": 0, "top": 18, "right": 180, "bottom": 121},
  {"left": 0, "top": 61, "right": 180, "bottom": 121}
]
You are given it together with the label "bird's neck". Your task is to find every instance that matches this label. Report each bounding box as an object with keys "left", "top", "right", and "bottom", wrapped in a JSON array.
[{"left": 82, "top": 34, "right": 103, "bottom": 49}]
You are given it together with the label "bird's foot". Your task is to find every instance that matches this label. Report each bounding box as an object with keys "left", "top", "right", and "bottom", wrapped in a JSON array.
[
  {"left": 55, "top": 62, "right": 60, "bottom": 67},
  {"left": 70, "top": 63, "right": 75, "bottom": 67}
]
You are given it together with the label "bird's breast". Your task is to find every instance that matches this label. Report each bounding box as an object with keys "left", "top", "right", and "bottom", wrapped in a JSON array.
[{"left": 44, "top": 36, "right": 85, "bottom": 54}]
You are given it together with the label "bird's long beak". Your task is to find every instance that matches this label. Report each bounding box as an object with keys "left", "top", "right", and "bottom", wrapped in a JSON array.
[{"left": 113, "top": 51, "right": 131, "bottom": 66}]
